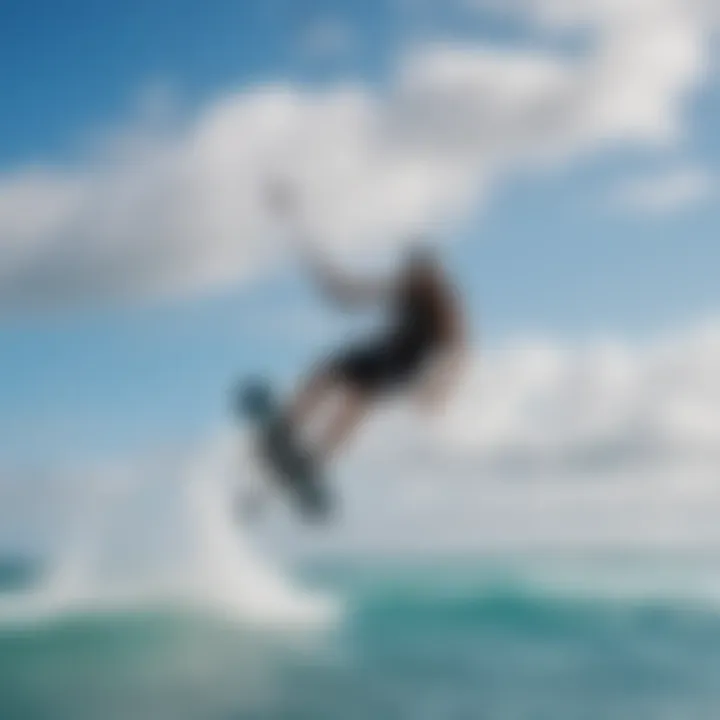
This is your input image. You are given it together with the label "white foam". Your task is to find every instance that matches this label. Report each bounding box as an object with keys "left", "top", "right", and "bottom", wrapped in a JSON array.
[
  {"left": 0, "top": 429, "right": 341, "bottom": 629},
  {"left": 179, "top": 431, "right": 340, "bottom": 625}
]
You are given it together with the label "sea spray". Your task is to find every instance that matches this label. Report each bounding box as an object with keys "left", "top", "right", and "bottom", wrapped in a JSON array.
[
  {"left": 180, "top": 428, "right": 340, "bottom": 624},
  {"left": 0, "top": 428, "right": 340, "bottom": 628}
]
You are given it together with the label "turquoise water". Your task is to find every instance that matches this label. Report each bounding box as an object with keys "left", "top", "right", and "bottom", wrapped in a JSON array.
[{"left": 2, "top": 558, "right": 720, "bottom": 719}]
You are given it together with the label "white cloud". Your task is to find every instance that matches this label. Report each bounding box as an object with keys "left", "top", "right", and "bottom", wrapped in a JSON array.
[
  {"left": 0, "top": 0, "right": 716, "bottom": 311},
  {"left": 610, "top": 165, "right": 714, "bottom": 214},
  {"left": 298, "top": 320, "right": 720, "bottom": 555},
  {"left": 0, "top": 87, "right": 472, "bottom": 311},
  {"left": 355, "top": 321, "right": 720, "bottom": 477},
  {"left": 4, "top": 322, "right": 720, "bottom": 558}
]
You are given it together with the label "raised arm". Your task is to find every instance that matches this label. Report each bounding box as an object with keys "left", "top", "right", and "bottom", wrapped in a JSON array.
[
  {"left": 264, "top": 177, "right": 389, "bottom": 309},
  {"left": 300, "top": 245, "right": 389, "bottom": 309}
]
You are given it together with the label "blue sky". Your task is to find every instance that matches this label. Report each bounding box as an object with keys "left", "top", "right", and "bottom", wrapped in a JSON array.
[{"left": 1, "top": 0, "right": 719, "bottom": 472}]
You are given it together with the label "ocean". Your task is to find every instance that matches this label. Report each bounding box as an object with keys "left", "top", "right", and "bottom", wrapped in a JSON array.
[{"left": 2, "top": 554, "right": 720, "bottom": 720}]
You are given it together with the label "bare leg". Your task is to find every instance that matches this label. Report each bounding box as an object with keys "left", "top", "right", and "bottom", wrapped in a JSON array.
[
  {"left": 287, "top": 364, "right": 335, "bottom": 429},
  {"left": 316, "top": 385, "right": 370, "bottom": 461}
]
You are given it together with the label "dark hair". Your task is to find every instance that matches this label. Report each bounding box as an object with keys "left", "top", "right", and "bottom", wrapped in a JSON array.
[{"left": 403, "top": 238, "right": 440, "bottom": 279}]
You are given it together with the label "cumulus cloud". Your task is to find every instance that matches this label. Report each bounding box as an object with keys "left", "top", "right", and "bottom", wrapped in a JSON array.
[
  {"left": 309, "top": 320, "right": 720, "bottom": 554},
  {"left": 0, "top": 87, "right": 472, "bottom": 311},
  {"left": 0, "top": 0, "right": 716, "bottom": 312},
  {"left": 350, "top": 321, "right": 720, "bottom": 482},
  {"left": 610, "top": 165, "right": 714, "bottom": 214},
  {"left": 2, "top": 322, "right": 720, "bottom": 556}
]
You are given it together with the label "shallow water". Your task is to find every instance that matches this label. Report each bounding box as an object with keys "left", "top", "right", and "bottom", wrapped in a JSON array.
[{"left": 2, "top": 556, "right": 720, "bottom": 719}]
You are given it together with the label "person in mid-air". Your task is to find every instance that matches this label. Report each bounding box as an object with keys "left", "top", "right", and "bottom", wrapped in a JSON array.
[{"left": 267, "top": 182, "right": 468, "bottom": 468}]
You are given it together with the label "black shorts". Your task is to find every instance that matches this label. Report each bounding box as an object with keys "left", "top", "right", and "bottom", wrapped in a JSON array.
[{"left": 329, "top": 336, "right": 432, "bottom": 394}]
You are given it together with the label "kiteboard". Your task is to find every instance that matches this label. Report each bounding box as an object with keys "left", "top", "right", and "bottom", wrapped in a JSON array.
[{"left": 234, "top": 378, "right": 330, "bottom": 522}]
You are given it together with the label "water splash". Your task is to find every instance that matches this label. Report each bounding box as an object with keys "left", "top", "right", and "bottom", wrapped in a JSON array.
[{"left": 0, "top": 429, "right": 341, "bottom": 628}]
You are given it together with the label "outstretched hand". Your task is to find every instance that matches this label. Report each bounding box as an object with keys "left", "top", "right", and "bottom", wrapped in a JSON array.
[
  {"left": 263, "top": 176, "right": 322, "bottom": 275},
  {"left": 264, "top": 177, "right": 298, "bottom": 220}
]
